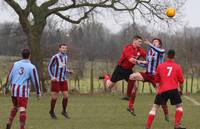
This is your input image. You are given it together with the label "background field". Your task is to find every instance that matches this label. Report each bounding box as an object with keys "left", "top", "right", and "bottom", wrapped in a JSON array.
[
  {"left": 0, "top": 93, "right": 200, "bottom": 129},
  {"left": 0, "top": 56, "right": 200, "bottom": 94}
]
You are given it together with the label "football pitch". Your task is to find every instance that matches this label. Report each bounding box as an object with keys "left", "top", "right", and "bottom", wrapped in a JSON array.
[{"left": 0, "top": 94, "right": 200, "bottom": 129}]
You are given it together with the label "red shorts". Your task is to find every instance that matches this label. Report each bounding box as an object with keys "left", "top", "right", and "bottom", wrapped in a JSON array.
[
  {"left": 51, "top": 80, "right": 68, "bottom": 92},
  {"left": 140, "top": 72, "right": 156, "bottom": 87},
  {"left": 12, "top": 97, "right": 28, "bottom": 108}
]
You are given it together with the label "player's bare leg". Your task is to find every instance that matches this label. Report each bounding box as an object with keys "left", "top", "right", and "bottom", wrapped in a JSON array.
[
  {"left": 161, "top": 101, "right": 169, "bottom": 122},
  {"left": 129, "top": 72, "right": 144, "bottom": 81},
  {"left": 61, "top": 91, "right": 70, "bottom": 118},
  {"left": 145, "top": 104, "right": 160, "bottom": 129},
  {"left": 49, "top": 92, "right": 59, "bottom": 119}
]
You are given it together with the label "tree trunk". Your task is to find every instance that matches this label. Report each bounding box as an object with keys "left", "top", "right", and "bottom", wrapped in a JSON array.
[{"left": 27, "top": 31, "right": 46, "bottom": 92}]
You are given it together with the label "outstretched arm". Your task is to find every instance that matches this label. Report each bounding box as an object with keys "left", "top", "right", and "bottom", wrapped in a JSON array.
[{"left": 144, "top": 39, "right": 165, "bottom": 53}]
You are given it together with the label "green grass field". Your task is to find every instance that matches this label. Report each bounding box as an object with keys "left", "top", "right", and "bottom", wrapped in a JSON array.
[{"left": 0, "top": 93, "right": 200, "bottom": 129}]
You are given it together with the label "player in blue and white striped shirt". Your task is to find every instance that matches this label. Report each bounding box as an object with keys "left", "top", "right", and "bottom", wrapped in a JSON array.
[
  {"left": 146, "top": 40, "right": 165, "bottom": 75},
  {"left": 5, "top": 48, "right": 41, "bottom": 129},
  {"left": 48, "top": 43, "right": 73, "bottom": 119}
]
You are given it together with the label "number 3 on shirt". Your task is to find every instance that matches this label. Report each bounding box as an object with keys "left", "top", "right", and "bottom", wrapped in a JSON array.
[
  {"left": 19, "top": 67, "right": 24, "bottom": 75},
  {"left": 167, "top": 67, "right": 173, "bottom": 76}
]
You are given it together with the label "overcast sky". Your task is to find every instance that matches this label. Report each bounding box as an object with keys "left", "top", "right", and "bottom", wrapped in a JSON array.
[{"left": 0, "top": 0, "right": 199, "bottom": 33}]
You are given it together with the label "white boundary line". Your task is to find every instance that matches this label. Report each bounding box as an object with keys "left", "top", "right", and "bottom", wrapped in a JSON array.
[{"left": 183, "top": 95, "right": 200, "bottom": 106}]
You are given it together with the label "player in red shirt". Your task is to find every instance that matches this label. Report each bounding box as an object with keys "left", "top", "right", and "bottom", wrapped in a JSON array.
[
  {"left": 145, "top": 49, "right": 185, "bottom": 129},
  {"left": 102, "top": 35, "right": 146, "bottom": 99}
]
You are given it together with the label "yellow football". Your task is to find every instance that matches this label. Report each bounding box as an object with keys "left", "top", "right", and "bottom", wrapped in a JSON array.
[{"left": 166, "top": 7, "right": 176, "bottom": 17}]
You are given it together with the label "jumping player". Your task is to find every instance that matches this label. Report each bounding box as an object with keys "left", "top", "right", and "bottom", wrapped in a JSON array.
[
  {"left": 102, "top": 35, "right": 146, "bottom": 98},
  {"left": 5, "top": 48, "right": 41, "bottom": 129},
  {"left": 145, "top": 49, "right": 185, "bottom": 129}
]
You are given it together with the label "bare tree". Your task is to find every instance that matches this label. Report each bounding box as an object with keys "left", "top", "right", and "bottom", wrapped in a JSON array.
[{"left": 3, "top": 0, "right": 186, "bottom": 88}]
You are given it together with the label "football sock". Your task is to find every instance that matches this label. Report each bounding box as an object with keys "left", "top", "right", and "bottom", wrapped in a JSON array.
[
  {"left": 62, "top": 97, "right": 68, "bottom": 112},
  {"left": 19, "top": 111, "right": 26, "bottom": 129},
  {"left": 146, "top": 114, "right": 155, "bottom": 128},
  {"left": 175, "top": 107, "right": 183, "bottom": 128},
  {"left": 103, "top": 74, "right": 110, "bottom": 81},
  {"left": 7, "top": 107, "right": 18, "bottom": 125},
  {"left": 127, "top": 80, "right": 136, "bottom": 97},
  {"left": 50, "top": 98, "right": 57, "bottom": 112},
  {"left": 146, "top": 111, "right": 156, "bottom": 129},
  {"left": 128, "top": 92, "right": 136, "bottom": 110}
]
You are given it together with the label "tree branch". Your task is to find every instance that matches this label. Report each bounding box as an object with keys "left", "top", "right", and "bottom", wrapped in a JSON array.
[
  {"left": 140, "top": 2, "right": 164, "bottom": 20},
  {"left": 40, "top": 0, "right": 59, "bottom": 8},
  {"left": 54, "top": 6, "right": 96, "bottom": 24},
  {"left": 48, "top": 0, "right": 152, "bottom": 16},
  {"left": 24, "top": 0, "right": 36, "bottom": 17},
  {"left": 48, "top": 0, "right": 111, "bottom": 15},
  {"left": 5, "top": 0, "right": 25, "bottom": 17},
  {"left": 4, "top": 0, "right": 31, "bottom": 33}
]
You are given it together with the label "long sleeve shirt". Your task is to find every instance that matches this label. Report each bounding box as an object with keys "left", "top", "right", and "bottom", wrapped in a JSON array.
[
  {"left": 48, "top": 52, "right": 69, "bottom": 81},
  {"left": 6, "top": 59, "right": 41, "bottom": 98},
  {"left": 146, "top": 43, "right": 165, "bottom": 75}
]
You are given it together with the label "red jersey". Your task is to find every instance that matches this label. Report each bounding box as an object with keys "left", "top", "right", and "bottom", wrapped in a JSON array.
[
  {"left": 155, "top": 60, "right": 184, "bottom": 93},
  {"left": 118, "top": 44, "right": 146, "bottom": 69}
]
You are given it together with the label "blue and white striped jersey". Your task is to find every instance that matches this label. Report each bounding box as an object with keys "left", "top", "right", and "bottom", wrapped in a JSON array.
[
  {"left": 6, "top": 59, "right": 41, "bottom": 98},
  {"left": 146, "top": 43, "right": 165, "bottom": 75},
  {"left": 48, "top": 52, "right": 69, "bottom": 81}
]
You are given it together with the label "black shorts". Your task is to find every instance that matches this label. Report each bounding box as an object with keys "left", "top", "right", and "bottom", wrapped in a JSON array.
[
  {"left": 154, "top": 89, "right": 182, "bottom": 105},
  {"left": 110, "top": 65, "right": 133, "bottom": 82}
]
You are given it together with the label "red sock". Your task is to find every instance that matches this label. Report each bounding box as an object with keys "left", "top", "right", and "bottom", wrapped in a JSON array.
[
  {"left": 146, "top": 114, "right": 155, "bottom": 129},
  {"left": 128, "top": 98, "right": 133, "bottom": 110},
  {"left": 127, "top": 80, "right": 136, "bottom": 97},
  {"left": 128, "top": 93, "right": 136, "bottom": 110},
  {"left": 7, "top": 107, "right": 18, "bottom": 125},
  {"left": 19, "top": 111, "right": 26, "bottom": 129},
  {"left": 175, "top": 109, "right": 183, "bottom": 128},
  {"left": 103, "top": 74, "right": 110, "bottom": 81},
  {"left": 161, "top": 103, "right": 169, "bottom": 116},
  {"left": 62, "top": 98, "right": 68, "bottom": 112},
  {"left": 50, "top": 99, "right": 57, "bottom": 112}
]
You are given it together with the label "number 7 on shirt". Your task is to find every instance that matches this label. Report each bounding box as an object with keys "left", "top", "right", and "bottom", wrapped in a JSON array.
[{"left": 167, "top": 67, "right": 173, "bottom": 76}]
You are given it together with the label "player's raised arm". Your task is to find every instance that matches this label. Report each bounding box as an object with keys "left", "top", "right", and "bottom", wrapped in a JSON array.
[
  {"left": 144, "top": 39, "right": 165, "bottom": 53},
  {"left": 148, "top": 43, "right": 165, "bottom": 53}
]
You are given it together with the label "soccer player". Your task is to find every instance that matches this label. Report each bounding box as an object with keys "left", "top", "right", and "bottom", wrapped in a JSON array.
[
  {"left": 145, "top": 49, "right": 185, "bottom": 129},
  {"left": 5, "top": 48, "right": 41, "bottom": 129},
  {"left": 102, "top": 35, "right": 146, "bottom": 98},
  {"left": 128, "top": 38, "right": 169, "bottom": 119},
  {"left": 48, "top": 43, "right": 73, "bottom": 119}
]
